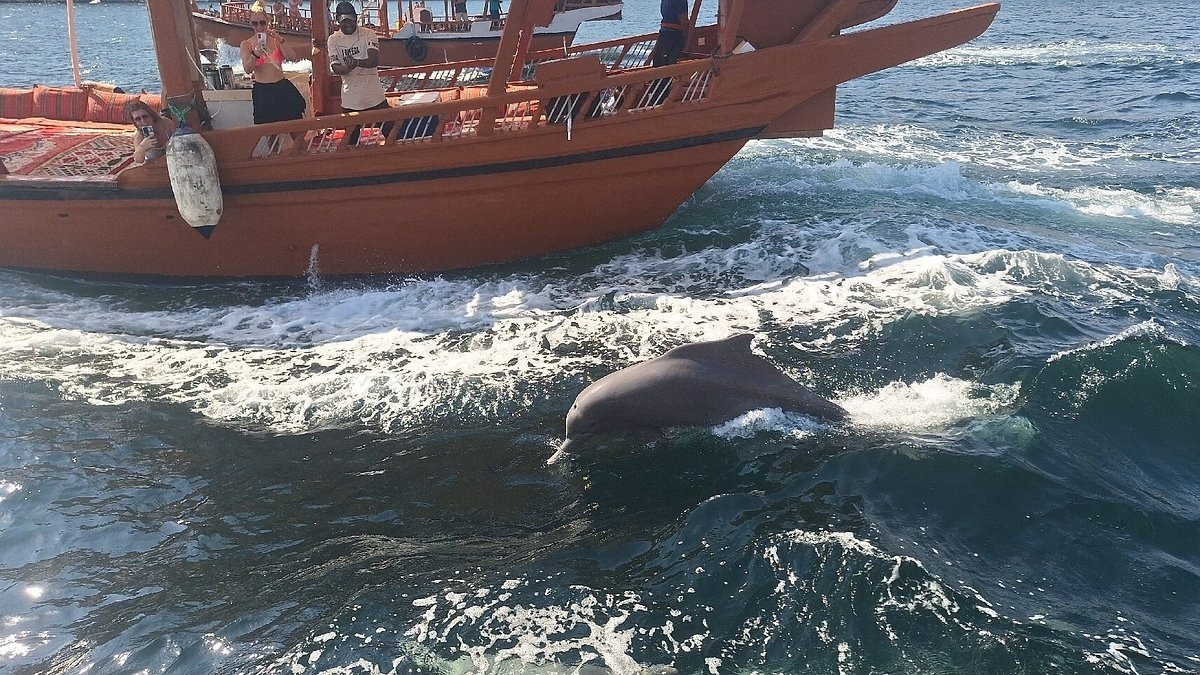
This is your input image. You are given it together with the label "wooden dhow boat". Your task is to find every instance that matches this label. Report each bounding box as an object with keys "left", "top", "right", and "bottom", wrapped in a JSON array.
[
  {"left": 193, "top": 0, "right": 624, "bottom": 67},
  {"left": 0, "top": 0, "right": 1000, "bottom": 279}
]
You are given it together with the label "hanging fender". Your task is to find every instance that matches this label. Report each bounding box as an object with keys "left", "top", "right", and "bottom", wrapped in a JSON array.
[
  {"left": 165, "top": 125, "right": 223, "bottom": 238},
  {"left": 405, "top": 35, "right": 428, "bottom": 64}
]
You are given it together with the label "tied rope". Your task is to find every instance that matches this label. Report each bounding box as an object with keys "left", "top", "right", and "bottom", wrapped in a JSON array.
[
  {"left": 165, "top": 93, "right": 196, "bottom": 128},
  {"left": 165, "top": 92, "right": 213, "bottom": 131}
]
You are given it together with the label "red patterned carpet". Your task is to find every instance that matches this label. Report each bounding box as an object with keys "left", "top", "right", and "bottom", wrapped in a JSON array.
[{"left": 1, "top": 121, "right": 133, "bottom": 177}]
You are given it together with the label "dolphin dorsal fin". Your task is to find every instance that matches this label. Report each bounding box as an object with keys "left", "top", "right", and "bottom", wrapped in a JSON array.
[{"left": 664, "top": 333, "right": 757, "bottom": 365}]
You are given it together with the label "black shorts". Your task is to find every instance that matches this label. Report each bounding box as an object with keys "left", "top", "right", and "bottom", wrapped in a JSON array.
[
  {"left": 252, "top": 79, "right": 307, "bottom": 124},
  {"left": 652, "top": 28, "right": 685, "bottom": 67}
]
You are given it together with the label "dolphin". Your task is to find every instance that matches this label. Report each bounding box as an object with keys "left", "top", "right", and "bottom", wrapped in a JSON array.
[{"left": 555, "top": 334, "right": 847, "bottom": 459}]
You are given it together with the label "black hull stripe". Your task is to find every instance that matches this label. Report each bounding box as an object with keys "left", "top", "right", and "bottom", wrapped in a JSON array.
[{"left": 0, "top": 126, "right": 764, "bottom": 202}]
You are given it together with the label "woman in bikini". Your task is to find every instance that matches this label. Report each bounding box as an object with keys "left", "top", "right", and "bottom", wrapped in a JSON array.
[
  {"left": 240, "top": 11, "right": 307, "bottom": 125},
  {"left": 127, "top": 100, "right": 174, "bottom": 165}
]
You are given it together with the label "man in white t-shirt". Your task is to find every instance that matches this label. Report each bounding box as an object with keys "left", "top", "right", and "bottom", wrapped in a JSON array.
[{"left": 328, "top": 1, "right": 391, "bottom": 144}]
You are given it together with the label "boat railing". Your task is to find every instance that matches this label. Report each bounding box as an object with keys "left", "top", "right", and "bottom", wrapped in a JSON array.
[
  {"left": 224, "top": 58, "right": 716, "bottom": 162},
  {"left": 414, "top": 17, "right": 487, "bottom": 34},
  {"left": 220, "top": 1, "right": 311, "bottom": 33},
  {"left": 378, "top": 32, "right": 659, "bottom": 92}
]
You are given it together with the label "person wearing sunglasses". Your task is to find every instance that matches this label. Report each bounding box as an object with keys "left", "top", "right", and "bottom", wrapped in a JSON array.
[
  {"left": 126, "top": 100, "right": 173, "bottom": 165},
  {"left": 240, "top": 11, "right": 307, "bottom": 126}
]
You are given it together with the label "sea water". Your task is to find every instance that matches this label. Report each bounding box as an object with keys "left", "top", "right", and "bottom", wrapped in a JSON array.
[{"left": 0, "top": 0, "right": 1198, "bottom": 673}]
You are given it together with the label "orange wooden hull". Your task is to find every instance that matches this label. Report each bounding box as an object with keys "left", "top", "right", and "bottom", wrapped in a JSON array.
[
  {"left": 0, "top": 136, "right": 746, "bottom": 277},
  {"left": 0, "top": 4, "right": 1000, "bottom": 279}
]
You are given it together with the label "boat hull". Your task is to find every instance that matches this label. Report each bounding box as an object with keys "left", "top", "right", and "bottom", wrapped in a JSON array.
[
  {"left": 1, "top": 3, "right": 1000, "bottom": 279},
  {"left": 0, "top": 135, "right": 751, "bottom": 278}
]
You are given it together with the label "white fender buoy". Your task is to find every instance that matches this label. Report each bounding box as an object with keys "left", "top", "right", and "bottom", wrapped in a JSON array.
[{"left": 165, "top": 125, "right": 223, "bottom": 239}]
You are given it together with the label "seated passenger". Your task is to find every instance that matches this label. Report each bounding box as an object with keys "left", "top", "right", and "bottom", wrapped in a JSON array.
[
  {"left": 287, "top": 0, "right": 302, "bottom": 18},
  {"left": 127, "top": 101, "right": 173, "bottom": 166}
]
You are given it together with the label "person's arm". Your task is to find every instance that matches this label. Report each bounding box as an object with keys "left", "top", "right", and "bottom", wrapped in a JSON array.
[
  {"left": 357, "top": 30, "right": 381, "bottom": 68},
  {"left": 330, "top": 44, "right": 354, "bottom": 75},
  {"left": 131, "top": 128, "right": 155, "bottom": 165},
  {"left": 357, "top": 46, "right": 380, "bottom": 69},
  {"left": 241, "top": 39, "right": 259, "bottom": 75}
]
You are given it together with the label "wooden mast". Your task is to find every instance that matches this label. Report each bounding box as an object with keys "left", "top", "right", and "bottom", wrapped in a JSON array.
[
  {"left": 66, "top": 0, "right": 82, "bottom": 88},
  {"left": 377, "top": 0, "right": 390, "bottom": 37},
  {"left": 486, "top": 0, "right": 556, "bottom": 93},
  {"left": 145, "top": 0, "right": 208, "bottom": 129},
  {"left": 719, "top": 0, "right": 747, "bottom": 55},
  {"left": 311, "top": 0, "right": 333, "bottom": 115}
]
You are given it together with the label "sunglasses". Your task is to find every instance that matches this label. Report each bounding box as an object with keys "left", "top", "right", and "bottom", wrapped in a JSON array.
[
  {"left": 250, "top": 19, "right": 268, "bottom": 25},
  {"left": 131, "top": 113, "right": 153, "bottom": 122}
]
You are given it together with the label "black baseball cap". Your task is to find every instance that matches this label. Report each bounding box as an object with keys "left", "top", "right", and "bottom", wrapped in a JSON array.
[{"left": 334, "top": 1, "right": 356, "bottom": 17}]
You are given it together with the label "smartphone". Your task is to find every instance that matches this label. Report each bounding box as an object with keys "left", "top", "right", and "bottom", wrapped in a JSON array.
[
  {"left": 257, "top": 32, "right": 267, "bottom": 46},
  {"left": 141, "top": 125, "right": 156, "bottom": 138}
]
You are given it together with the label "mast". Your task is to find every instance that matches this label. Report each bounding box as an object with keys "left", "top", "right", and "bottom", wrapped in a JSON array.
[
  {"left": 311, "top": 0, "right": 333, "bottom": 115},
  {"left": 145, "top": 0, "right": 208, "bottom": 129},
  {"left": 486, "top": 0, "right": 556, "bottom": 94},
  {"left": 718, "top": 0, "right": 746, "bottom": 55},
  {"left": 377, "top": 0, "right": 390, "bottom": 37},
  {"left": 66, "top": 0, "right": 82, "bottom": 88}
]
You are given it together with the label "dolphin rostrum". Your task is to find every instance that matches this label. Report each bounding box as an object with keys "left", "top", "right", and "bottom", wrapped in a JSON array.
[{"left": 555, "top": 334, "right": 847, "bottom": 459}]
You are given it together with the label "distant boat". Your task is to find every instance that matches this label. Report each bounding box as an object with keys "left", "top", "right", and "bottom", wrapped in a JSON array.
[
  {"left": 192, "top": 0, "right": 623, "bottom": 67},
  {"left": 0, "top": 0, "right": 999, "bottom": 279}
]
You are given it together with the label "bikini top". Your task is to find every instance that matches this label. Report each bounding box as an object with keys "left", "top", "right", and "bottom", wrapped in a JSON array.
[{"left": 255, "top": 42, "right": 285, "bottom": 67}]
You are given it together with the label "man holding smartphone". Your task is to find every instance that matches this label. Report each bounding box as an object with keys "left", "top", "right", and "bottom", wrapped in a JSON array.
[{"left": 328, "top": 1, "right": 391, "bottom": 145}]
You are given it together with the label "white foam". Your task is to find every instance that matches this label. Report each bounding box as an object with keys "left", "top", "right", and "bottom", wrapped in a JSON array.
[
  {"left": 711, "top": 408, "right": 828, "bottom": 440},
  {"left": 736, "top": 140, "right": 1200, "bottom": 234},
  {"left": 910, "top": 40, "right": 1200, "bottom": 69},
  {"left": 839, "top": 375, "right": 1019, "bottom": 433},
  {"left": 1005, "top": 182, "right": 1199, "bottom": 226},
  {"left": 404, "top": 576, "right": 657, "bottom": 675},
  {"left": 0, "top": 246, "right": 1054, "bottom": 436}
]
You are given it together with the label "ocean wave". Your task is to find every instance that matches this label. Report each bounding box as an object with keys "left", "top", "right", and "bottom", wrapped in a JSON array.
[
  {"left": 1003, "top": 182, "right": 1199, "bottom": 226},
  {"left": 291, "top": 525, "right": 1116, "bottom": 674},
  {"left": 778, "top": 125, "right": 1191, "bottom": 176},
  {"left": 0, "top": 241, "right": 1183, "bottom": 437},
  {"left": 911, "top": 41, "right": 1200, "bottom": 69},
  {"left": 1018, "top": 322, "right": 1200, "bottom": 513},
  {"left": 740, "top": 139, "right": 1200, "bottom": 230}
]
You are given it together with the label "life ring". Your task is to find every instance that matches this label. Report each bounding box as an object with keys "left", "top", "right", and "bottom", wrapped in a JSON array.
[{"left": 405, "top": 35, "right": 428, "bottom": 64}]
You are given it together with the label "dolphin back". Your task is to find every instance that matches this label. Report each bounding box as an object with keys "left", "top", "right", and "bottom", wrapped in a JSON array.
[
  {"left": 558, "top": 333, "right": 847, "bottom": 457},
  {"left": 657, "top": 334, "right": 846, "bottom": 421}
]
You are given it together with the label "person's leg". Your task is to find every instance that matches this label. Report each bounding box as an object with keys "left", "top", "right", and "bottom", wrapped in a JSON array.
[
  {"left": 251, "top": 82, "right": 268, "bottom": 124},
  {"left": 341, "top": 106, "right": 363, "bottom": 145},
  {"left": 651, "top": 29, "right": 684, "bottom": 67},
  {"left": 368, "top": 100, "right": 395, "bottom": 141}
]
